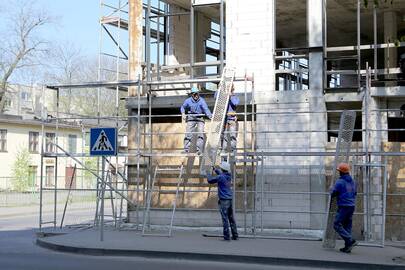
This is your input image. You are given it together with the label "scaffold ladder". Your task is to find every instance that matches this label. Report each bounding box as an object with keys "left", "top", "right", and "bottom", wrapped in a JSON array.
[
  {"left": 142, "top": 163, "right": 185, "bottom": 237},
  {"left": 323, "top": 110, "right": 356, "bottom": 248},
  {"left": 200, "top": 67, "right": 235, "bottom": 175}
]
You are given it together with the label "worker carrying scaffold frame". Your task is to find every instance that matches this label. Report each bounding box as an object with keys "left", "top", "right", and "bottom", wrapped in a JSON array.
[
  {"left": 180, "top": 86, "right": 212, "bottom": 154},
  {"left": 331, "top": 163, "right": 358, "bottom": 253}
]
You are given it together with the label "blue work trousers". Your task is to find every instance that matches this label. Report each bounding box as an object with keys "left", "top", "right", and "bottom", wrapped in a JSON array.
[
  {"left": 334, "top": 206, "right": 355, "bottom": 246},
  {"left": 218, "top": 199, "right": 238, "bottom": 240}
]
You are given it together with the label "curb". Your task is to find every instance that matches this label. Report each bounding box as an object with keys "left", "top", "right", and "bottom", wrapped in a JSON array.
[{"left": 36, "top": 238, "right": 405, "bottom": 270}]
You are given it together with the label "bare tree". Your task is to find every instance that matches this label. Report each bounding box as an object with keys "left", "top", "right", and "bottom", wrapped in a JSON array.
[
  {"left": 0, "top": 0, "right": 51, "bottom": 112},
  {"left": 45, "top": 42, "right": 84, "bottom": 114},
  {"left": 46, "top": 45, "right": 128, "bottom": 117}
]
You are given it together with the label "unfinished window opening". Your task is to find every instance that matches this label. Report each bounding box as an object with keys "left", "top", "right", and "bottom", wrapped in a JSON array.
[{"left": 388, "top": 117, "right": 405, "bottom": 142}]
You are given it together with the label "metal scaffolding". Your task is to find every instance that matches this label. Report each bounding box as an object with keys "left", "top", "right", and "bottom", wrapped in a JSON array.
[{"left": 37, "top": 0, "right": 405, "bottom": 247}]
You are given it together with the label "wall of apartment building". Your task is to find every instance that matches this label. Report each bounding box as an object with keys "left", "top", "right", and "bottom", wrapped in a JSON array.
[
  {"left": 0, "top": 122, "right": 86, "bottom": 190},
  {"left": 225, "top": 0, "right": 328, "bottom": 230}
]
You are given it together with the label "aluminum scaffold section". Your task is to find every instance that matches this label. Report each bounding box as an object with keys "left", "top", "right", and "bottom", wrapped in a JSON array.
[
  {"left": 142, "top": 163, "right": 185, "bottom": 237},
  {"left": 323, "top": 110, "right": 357, "bottom": 248},
  {"left": 200, "top": 67, "right": 235, "bottom": 174}
]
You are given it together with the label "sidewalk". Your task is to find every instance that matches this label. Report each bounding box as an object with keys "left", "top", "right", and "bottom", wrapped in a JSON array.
[{"left": 36, "top": 229, "right": 405, "bottom": 269}]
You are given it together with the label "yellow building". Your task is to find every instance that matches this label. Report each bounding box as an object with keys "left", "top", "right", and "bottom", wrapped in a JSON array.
[{"left": 0, "top": 115, "right": 88, "bottom": 191}]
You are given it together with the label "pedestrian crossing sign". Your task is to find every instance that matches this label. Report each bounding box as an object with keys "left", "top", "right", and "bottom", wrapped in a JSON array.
[{"left": 90, "top": 128, "right": 117, "bottom": 156}]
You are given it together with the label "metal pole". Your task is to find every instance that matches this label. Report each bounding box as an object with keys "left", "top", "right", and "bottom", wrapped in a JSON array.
[
  {"left": 260, "top": 154, "right": 264, "bottom": 233},
  {"left": 95, "top": 0, "right": 103, "bottom": 226},
  {"left": 100, "top": 157, "right": 106, "bottom": 241},
  {"left": 169, "top": 164, "right": 184, "bottom": 236},
  {"left": 373, "top": 5, "right": 377, "bottom": 80},
  {"left": 252, "top": 158, "right": 256, "bottom": 236},
  {"left": 60, "top": 165, "right": 77, "bottom": 228},
  {"left": 365, "top": 65, "right": 369, "bottom": 159},
  {"left": 190, "top": 3, "right": 194, "bottom": 78},
  {"left": 357, "top": 0, "right": 361, "bottom": 91},
  {"left": 142, "top": 165, "right": 158, "bottom": 234},
  {"left": 146, "top": 0, "right": 151, "bottom": 82},
  {"left": 382, "top": 157, "right": 387, "bottom": 246},
  {"left": 232, "top": 160, "right": 236, "bottom": 224},
  {"left": 53, "top": 89, "right": 60, "bottom": 229},
  {"left": 219, "top": 0, "right": 224, "bottom": 74},
  {"left": 251, "top": 73, "right": 255, "bottom": 152},
  {"left": 243, "top": 69, "right": 248, "bottom": 234},
  {"left": 136, "top": 76, "right": 141, "bottom": 229},
  {"left": 164, "top": 3, "right": 168, "bottom": 65},
  {"left": 115, "top": 0, "right": 122, "bottom": 227},
  {"left": 157, "top": 0, "right": 161, "bottom": 82},
  {"left": 147, "top": 86, "right": 153, "bottom": 228},
  {"left": 39, "top": 86, "right": 45, "bottom": 231}
]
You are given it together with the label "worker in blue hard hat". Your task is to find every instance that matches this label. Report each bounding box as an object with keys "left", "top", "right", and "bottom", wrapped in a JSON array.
[{"left": 180, "top": 86, "right": 212, "bottom": 154}]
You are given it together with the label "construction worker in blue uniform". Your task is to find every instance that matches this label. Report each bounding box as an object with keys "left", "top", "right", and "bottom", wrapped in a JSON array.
[
  {"left": 215, "top": 84, "right": 239, "bottom": 153},
  {"left": 331, "top": 163, "right": 358, "bottom": 253},
  {"left": 207, "top": 161, "right": 238, "bottom": 241},
  {"left": 181, "top": 86, "right": 212, "bottom": 154}
]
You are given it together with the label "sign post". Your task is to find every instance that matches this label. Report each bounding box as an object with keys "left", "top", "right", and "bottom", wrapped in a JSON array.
[{"left": 90, "top": 127, "right": 117, "bottom": 241}]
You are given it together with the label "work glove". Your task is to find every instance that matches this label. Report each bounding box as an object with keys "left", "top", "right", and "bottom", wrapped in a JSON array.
[{"left": 182, "top": 114, "right": 186, "bottom": 124}]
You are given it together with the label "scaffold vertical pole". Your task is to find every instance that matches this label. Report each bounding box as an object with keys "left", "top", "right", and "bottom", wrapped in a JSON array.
[
  {"left": 100, "top": 157, "right": 106, "bottom": 241},
  {"left": 39, "top": 86, "right": 45, "bottom": 232}
]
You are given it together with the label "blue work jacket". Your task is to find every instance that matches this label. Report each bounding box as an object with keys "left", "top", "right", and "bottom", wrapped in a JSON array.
[
  {"left": 180, "top": 97, "right": 212, "bottom": 120},
  {"left": 331, "top": 174, "right": 357, "bottom": 207},
  {"left": 207, "top": 168, "right": 233, "bottom": 200}
]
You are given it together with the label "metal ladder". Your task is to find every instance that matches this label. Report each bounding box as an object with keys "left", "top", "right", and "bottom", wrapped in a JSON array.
[
  {"left": 142, "top": 163, "right": 185, "bottom": 237},
  {"left": 200, "top": 67, "right": 235, "bottom": 175}
]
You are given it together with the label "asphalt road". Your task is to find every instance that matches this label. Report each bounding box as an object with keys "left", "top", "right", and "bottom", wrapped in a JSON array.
[{"left": 0, "top": 210, "right": 334, "bottom": 270}]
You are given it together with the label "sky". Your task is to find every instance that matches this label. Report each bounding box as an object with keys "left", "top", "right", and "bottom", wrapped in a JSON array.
[
  {"left": 35, "top": 0, "right": 100, "bottom": 56},
  {"left": 0, "top": 0, "right": 125, "bottom": 84}
]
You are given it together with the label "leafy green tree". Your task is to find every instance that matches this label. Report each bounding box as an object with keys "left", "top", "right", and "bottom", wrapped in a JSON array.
[
  {"left": 11, "top": 147, "right": 33, "bottom": 191},
  {"left": 83, "top": 157, "right": 98, "bottom": 189}
]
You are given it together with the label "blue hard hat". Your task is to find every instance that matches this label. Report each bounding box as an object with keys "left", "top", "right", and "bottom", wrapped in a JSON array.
[{"left": 191, "top": 87, "right": 199, "bottom": 94}]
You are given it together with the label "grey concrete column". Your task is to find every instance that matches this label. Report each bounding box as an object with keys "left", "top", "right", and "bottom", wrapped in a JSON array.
[
  {"left": 307, "top": 0, "right": 327, "bottom": 229},
  {"left": 384, "top": 11, "right": 398, "bottom": 70}
]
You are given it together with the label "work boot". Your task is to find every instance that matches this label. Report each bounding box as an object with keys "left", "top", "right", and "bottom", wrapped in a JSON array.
[{"left": 346, "top": 240, "right": 358, "bottom": 252}]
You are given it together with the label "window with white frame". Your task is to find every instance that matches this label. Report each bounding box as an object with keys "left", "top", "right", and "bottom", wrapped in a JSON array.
[
  {"left": 45, "top": 133, "right": 55, "bottom": 153},
  {"left": 0, "top": 129, "right": 6, "bottom": 152},
  {"left": 68, "top": 134, "right": 77, "bottom": 154},
  {"left": 29, "top": 131, "right": 39, "bottom": 153}
]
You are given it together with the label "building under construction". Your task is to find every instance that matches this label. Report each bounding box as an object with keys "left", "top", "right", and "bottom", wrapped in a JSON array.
[{"left": 40, "top": 0, "right": 405, "bottom": 246}]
